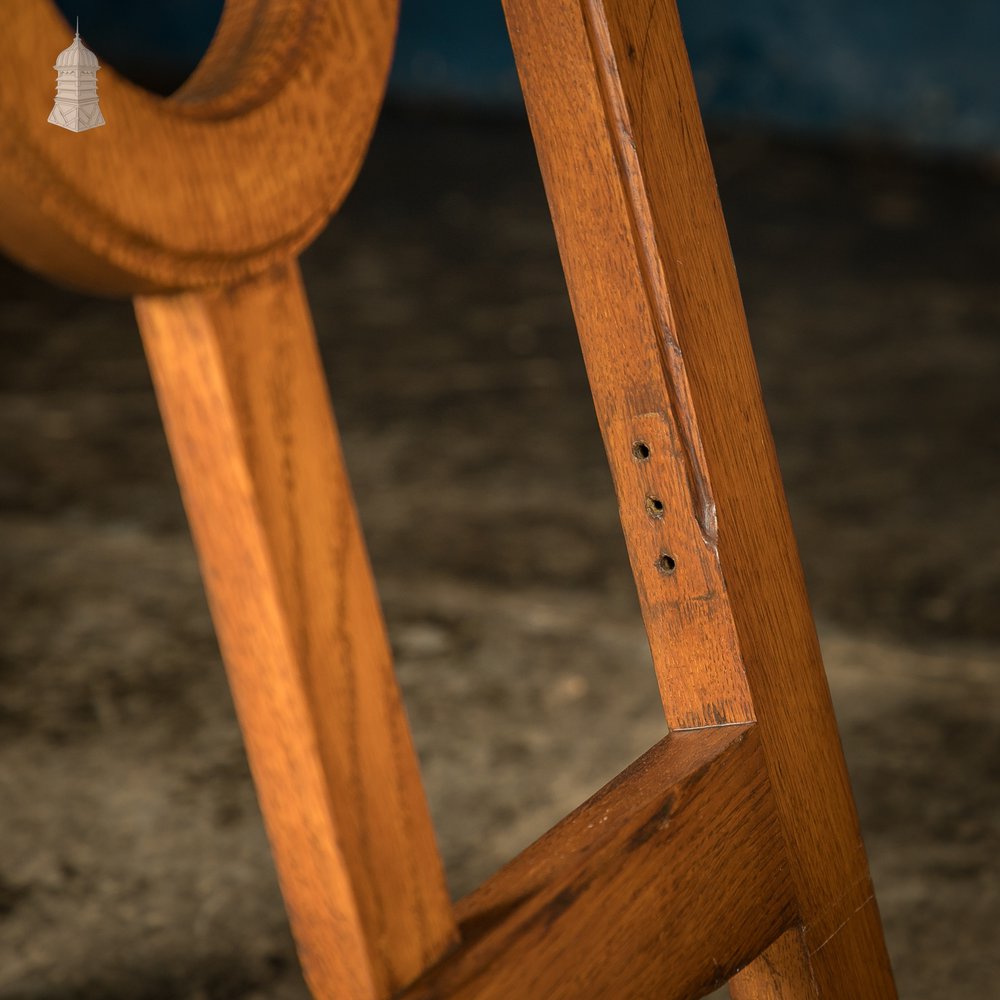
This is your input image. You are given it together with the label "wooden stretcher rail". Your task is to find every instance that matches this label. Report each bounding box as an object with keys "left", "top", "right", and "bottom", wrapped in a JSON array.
[{"left": 400, "top": 724, "right": 796, "bottom": 1000}]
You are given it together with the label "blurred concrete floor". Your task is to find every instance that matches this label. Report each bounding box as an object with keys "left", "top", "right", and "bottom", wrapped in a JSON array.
[{"left": 0, "top": 110, "right": 998, "bottom": 998}]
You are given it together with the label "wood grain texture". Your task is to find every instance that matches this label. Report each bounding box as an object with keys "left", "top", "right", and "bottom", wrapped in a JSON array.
[
  {"left": 0, "top": 0, "right": 397, "bottom": 294},
  {"left": 1, "top": 1, "right": 899, "bottom": 995},
  {"left": 726, "top": 930, "right": 819, "bottom": 999},
  {"left": 502, "top": 0, "right": 754, "bottom": 733},
  {"left": 135, "top": 263, "right": 457, "bottom": 998},
  {"left": 401, "top": 725, "right": 795, "bottom": 1000},
  {"left": 502, "top": 0, "right": 897, "bottom": 993}
]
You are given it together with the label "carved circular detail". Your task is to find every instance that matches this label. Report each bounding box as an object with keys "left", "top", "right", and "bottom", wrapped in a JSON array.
[{"left": 0, "top": 0, "right": 398, "bottom": 294}]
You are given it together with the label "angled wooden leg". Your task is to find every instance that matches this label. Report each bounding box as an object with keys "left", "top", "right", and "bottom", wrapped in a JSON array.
[
  {"left": 135, "top": 263, "right": 457, "bottom": 999},
  {"left": 501, "top": 0, "right": 897, "bottom": 995}
]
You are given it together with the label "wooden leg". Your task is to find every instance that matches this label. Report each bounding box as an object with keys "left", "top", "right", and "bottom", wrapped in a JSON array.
[
  {"left": 501, "top": 0, "right": 897, "bottom": 994},
  {"left": 135, "top": 263, "right": 457, "bottom": 999}
]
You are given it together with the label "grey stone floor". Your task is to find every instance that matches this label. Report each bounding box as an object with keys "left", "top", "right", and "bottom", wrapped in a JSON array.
[{"left": 1, "top": 111, "right": 998, "bottom": 997}]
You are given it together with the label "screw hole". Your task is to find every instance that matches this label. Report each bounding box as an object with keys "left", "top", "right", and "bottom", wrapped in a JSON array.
[
  {"left": 656, "top": 553, "right": 676, "bottom": 575},
  {"left": 645, "top": 496, "right": 665, "bottom": 519},
  {"left": 632, "top": 441, "right": 650, "bottom": 460}
]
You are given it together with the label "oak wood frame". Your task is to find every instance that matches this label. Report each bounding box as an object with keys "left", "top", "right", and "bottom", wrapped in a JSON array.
[{"left": 0, "top": 1, "right": 897, "bottom": 997}]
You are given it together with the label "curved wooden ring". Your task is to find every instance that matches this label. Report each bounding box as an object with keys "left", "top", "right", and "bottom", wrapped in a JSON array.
[{"left": 0, "top": 0, "right": 398, "bottom": 295}]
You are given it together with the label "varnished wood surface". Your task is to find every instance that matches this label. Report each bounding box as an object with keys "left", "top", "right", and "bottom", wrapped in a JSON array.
[
  {"left": 1, "top": 1, "right": 898, "bottom": 996},
  {"left": 726, "top": 930, "right": 819, "bottom": 1000},
  {"left": 401, "top": 725, "right": 794, "bottom": 1000},
  {"left": 136, "top": 263, "right": 457, "bottom": 998},
  {"left": 505, "top": 0, "right": 754, "bottom": 733},
  {"left": 502, "top": 0, "right": 897, "bottom": 994},
  {"left": 0, "top": 0, "right": 397, "bottom": 294}
]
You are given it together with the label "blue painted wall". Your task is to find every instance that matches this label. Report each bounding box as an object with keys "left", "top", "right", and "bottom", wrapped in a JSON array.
[
  {"left": 392, "top": 4, "right": 521, "bottom": 107},
  {"left": 391, "top": 0, "right": 1000, "bottom": 152},
  {"left": 672, "top": 0, "right": 1000, "bottom": 151},
  {"left": 55, "top": 1, "right": 1000, "bottom": 152}
]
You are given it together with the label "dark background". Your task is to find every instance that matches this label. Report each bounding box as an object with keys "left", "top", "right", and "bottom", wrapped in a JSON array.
[
  {"left": 54, "top": 0, "right": 1000, "bottom": 152},
  {"left": 2, "top": 4, "right": 999, "bottom": 998}
]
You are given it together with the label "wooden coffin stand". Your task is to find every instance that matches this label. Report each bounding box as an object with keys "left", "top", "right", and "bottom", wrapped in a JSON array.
[{"left": 0, "top": 2, "right": 898, "bottom": 998}]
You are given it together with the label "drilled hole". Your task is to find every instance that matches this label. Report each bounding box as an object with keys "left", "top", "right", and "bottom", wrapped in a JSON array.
[
  {"left": 645, "top": 496, "right": 665, "bottom": 519},
  {"left": 656, "top": 553, "right": 676, "bottom": 575},
  {"left": 631, "top": 441, "right": 650, "bottom": 460}
]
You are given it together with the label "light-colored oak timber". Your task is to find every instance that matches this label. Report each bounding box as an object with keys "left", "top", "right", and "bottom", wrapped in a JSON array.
[
  {"left": 726, "top": 929, "right": 819, "bottom": 999},
  {"left": 0, "top": 1, "right": 900, "bottom": 996},
  {"left": 401, "top": 724, "right": 794, "bottom": 1000},
  {"left": 135, "top": 262, "right": 457, "bottom": 998},
  {"left": 505, "top": 0, "right": 755, "bottom": 733},
  {"left": 501, "top": 0, "right": 897, "bottom": 994}
]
